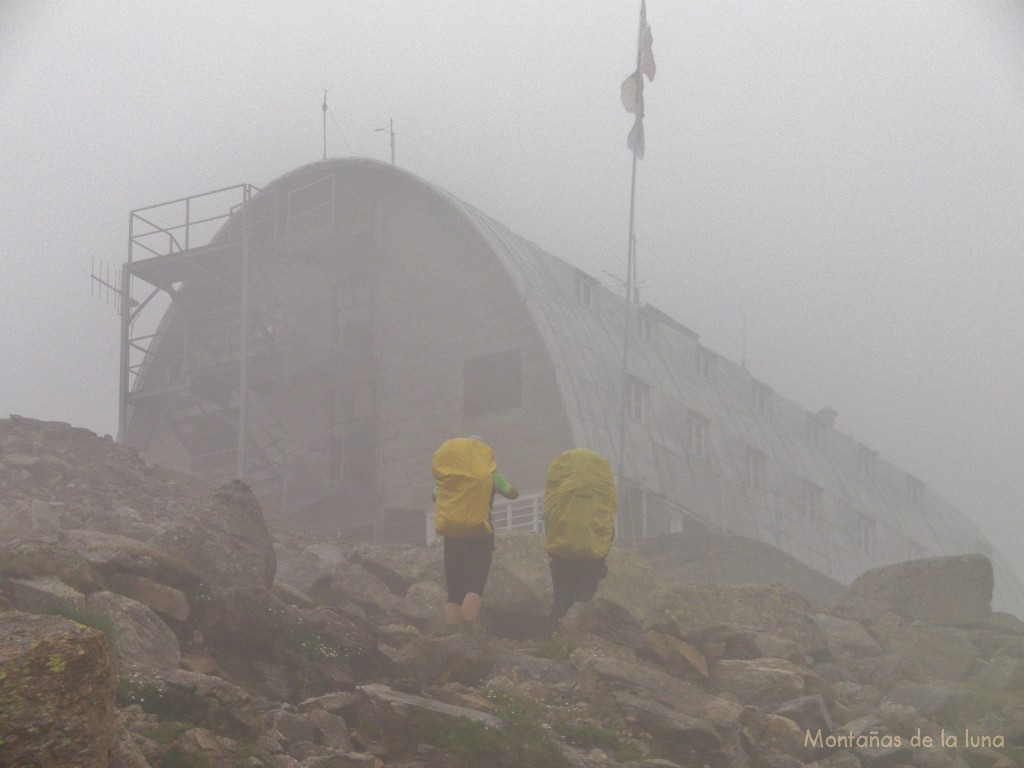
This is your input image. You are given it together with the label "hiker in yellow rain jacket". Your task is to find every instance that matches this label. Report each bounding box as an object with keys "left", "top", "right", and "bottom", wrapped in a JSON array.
[
  {"left": 432, "top": 437, "right": 518, "bottom": 627},
  {"left": 543, "top": 448, "right": 617, "bottom": 623}
]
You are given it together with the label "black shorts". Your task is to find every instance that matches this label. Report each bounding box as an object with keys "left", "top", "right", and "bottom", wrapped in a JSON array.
[{"left": 443, "top": 534, "right": 495, "bottom": 604}]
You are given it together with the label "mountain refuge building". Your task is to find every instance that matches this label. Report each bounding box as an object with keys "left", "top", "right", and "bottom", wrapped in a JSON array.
[{"left": 118, "top": 157, "right": 1024, "bottom": 614}]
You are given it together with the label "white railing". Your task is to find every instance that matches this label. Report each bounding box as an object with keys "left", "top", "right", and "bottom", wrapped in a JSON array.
[{"left": 425, "top": 491, "right": 544, "bottom": 544}]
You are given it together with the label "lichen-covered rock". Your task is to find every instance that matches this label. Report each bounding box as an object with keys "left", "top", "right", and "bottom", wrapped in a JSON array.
[
  {"left": 84, "top": 590, "right": 181, "bottom": 674},
  {"left": 4, "top": 574, "right": 87, "bottom": 616},
  {"left": 0, "top": 611, "right": 117, "bottom": 768},
  {"left": 713, "top": 657, "right": 827, "bottom": 706},
  {"left": 640, "top": 628, "right": 711, "bottom": 684},
  {"left": 560, "top": 597, "right": 643, "bottom": 649},
  {"left": 309, "top": 561, "right": 400, "bottom": 617},
  {"left": 646, "top": 582, "right": 828, "bottom": 659},
  {"left": 149, "top": 480, "right": 276, "bottom": 589},
  {"left": 400, "top": 632, "right": 496, "bottom": 686},
  {"left": 833, "top": 554, "right": 993, "bottom": 626}
]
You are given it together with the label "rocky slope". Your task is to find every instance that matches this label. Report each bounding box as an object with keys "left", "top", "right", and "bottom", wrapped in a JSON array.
[{"left": 0, "top": 416, "right": 1022, "bottom": 768}]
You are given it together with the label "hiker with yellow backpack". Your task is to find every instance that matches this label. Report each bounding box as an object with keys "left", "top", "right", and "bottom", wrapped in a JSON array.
[
  {"left": 543, "top": 448, "right": 618, "bottom": 625},
  {"left": 432, "top": 437, "right": 519, "bottom": 628}
]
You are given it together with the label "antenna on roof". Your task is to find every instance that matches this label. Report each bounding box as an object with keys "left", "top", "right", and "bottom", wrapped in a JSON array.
[
  {"left": 322, "top": 90, "right": 328, "bottom": 160},
  {"left": 90, "top": 257, "right": 123, "bottom": 312},
  {"left": 375, "top": 118, "right": 396, "bottom": 165}
]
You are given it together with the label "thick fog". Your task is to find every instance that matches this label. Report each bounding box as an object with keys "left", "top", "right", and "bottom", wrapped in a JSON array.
[{"left": 2, "top": 2, "right": 1023, "bottom": 573}]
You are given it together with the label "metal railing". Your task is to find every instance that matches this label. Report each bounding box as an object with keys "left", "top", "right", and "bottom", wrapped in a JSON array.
[{"left": 425, "top": 491, "right": 544, "bottom": 544}]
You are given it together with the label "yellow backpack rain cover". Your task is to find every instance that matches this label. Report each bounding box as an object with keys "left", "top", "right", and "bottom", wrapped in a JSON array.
[
  {"left": 544, "top": 448, "right": 617, "bottom": 560},
  {"left": 432, "top": 438, "right": 497, "bottom": 538}
]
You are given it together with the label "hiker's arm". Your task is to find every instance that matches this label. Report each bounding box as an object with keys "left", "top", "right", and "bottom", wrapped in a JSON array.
[{"left": 493, "top": 472, "right": 519, "bottom": 500}]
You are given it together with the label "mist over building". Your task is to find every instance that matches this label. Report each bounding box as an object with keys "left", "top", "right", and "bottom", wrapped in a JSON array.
[{"left": 119, "top": 157, "right": 1024, "bottom": 615}]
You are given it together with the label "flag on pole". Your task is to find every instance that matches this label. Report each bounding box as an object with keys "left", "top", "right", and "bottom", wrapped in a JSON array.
[{"left": 622, "top": 0, "right": 655, "bottom": 159}]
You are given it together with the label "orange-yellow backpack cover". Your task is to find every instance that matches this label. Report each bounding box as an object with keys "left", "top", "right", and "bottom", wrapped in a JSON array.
[
  {"left": 543, "top": 448, "right": 617, "bottom": 560},
  {"left": 432, "top": 438, "right": 496, "bottom": 538}
]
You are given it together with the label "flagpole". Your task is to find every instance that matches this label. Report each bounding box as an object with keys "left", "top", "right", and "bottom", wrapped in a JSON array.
[
  {"left": 616, "top": 152, "right": 640, "bottom": 547},
  {"left": 616, "top": 0, "right": 647, "bottom": 548}
]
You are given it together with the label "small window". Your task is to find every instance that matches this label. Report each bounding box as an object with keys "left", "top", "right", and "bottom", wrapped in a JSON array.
[
  {"left": 575, "top": 271, "right": 597, "bottom": 308},
  {"left": 807, "top": 414, "right": 826, "bottom": 448},
  {"left": 626, "top": 377, "right": 648, "bottom": 422},
  {"left": 751, "top": 380, "right": 771, "bottom": 415},
  {"left": 696, "top": 346, "right": 714, "bottom": 381},
  {"left": 859, "top": 446, "right": 877, "bottom": 478},
  {"left": 802, "top": 481, "right": 823, "bottom": 525},
  {"left": 745, "top": 448, "right": 767, "bottom": 491},
  {"left": 635, "top": 310, "right": 653, "bottom": 342},
  {"left": 687, "top": 411, "right": 710, "bottom": 458},
  {"left": 464, "top": 350, "right": 522, "bottom": 417}
]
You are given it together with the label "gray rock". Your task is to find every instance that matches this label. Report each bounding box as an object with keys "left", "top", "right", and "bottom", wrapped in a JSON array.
[
  {"left": 149, "top": 480, "right": 276, "bottom": 590},
  {"left": 887, "top": 624, "right": 978, "bottom": 682},
  {"left": 310, "top": 562, "right": 400, "bottom": 617},
  {"left": 773, "top": 694, "right": 834, "bottom": 735},
  {"left": 5, "top": 574, "right": 86, "bottom": 616},
  {"left": 833, "top": 555, "right": 993, "bottom": 626},
  {"left": 561, "top": 597, "right": 643, "bottom": 649},
  {"left": 399, "top": 631, "right": 496, "bottom": 686},
  {"left": 713, "top": 657, "right": 828, "bottom": 706},
  {"left": 108, "top": 573, "right": 190, "bottom": 622},
  {"left": 646, "top": 582, "right": 828, "bottom": 659},
  {"left": 818, "top": 613, "right": 884, "bottom": 662},
  {"left": 571, "top": 647, "right": 744, "bottom": 730},
  {"left": 884, "top": 680, "right": 977, "bottom": 722},
  {"left": 85, "top": 590, "right": 181, "bottom": 674},
  {"left": 356, "top": 682, "right": 505, "bottom": 729},
  {"left": 638, "top": 628, "right": 710, "bottom": 684}
]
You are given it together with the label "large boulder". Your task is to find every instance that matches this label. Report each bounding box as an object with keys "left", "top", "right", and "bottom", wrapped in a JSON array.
[
  {"left": 83, "top": 590, "right": 181, "bottom": 675},
  {"left": 0, "top": 611, "right": 117, "bottom": 768},
  {"left": 149, "top": 480, "right": 276, "bottom": 590},
  {"left": 833, "top": 554, "right": 993, "bottom": 626}
]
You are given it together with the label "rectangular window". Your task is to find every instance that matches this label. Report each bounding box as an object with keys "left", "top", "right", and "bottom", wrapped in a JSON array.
[
  {"left": 751, "top": 380, "right": 771, "bottom": 415},
  {"left": 859, "top": 446, "right": 877, "bottom": 478},
  {"left": 696, "top": 346, "right": 714, "bottom": 381},
  {"left": 464, "top": 350, "right": 523, "bottom": 417},
  {"left": 627, "top": 377, "right": 648, "bottom": 422},
  {"left": 807, "top": 414, "right": 825, "bottom": 448},
  {"left": 745, "top": 448, "right": 767, "bottom": 491},
  {"left": 635, "top": 310, "right": 653, "bottom": 342},
  {"left": 802, "top": 481, "right": 823, "bottom": 525},
  {"left": 687, "top": 411, "right": 710, "bottom": 458},
  {"left": 575, "top": 271, "right": 597, "bottom": 308}
]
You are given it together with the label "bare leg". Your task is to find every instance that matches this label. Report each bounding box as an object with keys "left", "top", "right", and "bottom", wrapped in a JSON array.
[
  {"left": 443, "top": 602, "right": 462, "bottom": 625},
  {"left": 461, "top": 592, "right": 482, "bottom": 623}
]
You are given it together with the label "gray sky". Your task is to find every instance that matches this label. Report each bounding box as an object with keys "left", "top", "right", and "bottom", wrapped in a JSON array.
[{"left": 2, "top": 1, "right": 1023, "bottom": 572}]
